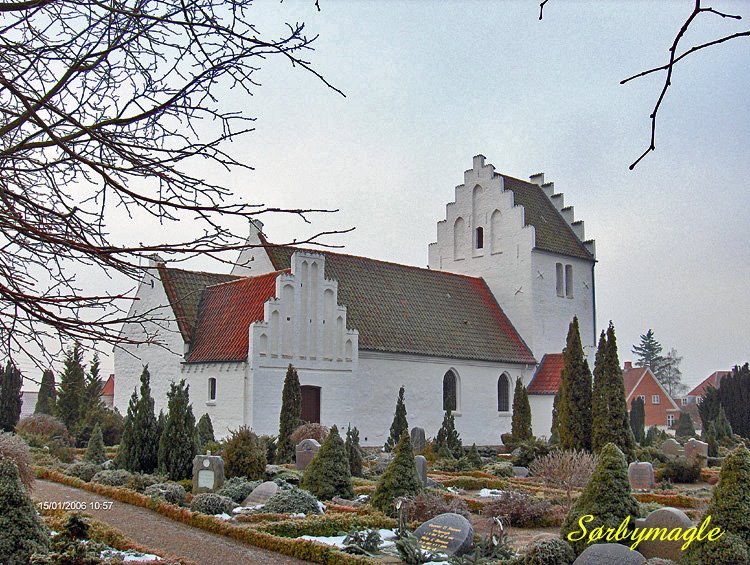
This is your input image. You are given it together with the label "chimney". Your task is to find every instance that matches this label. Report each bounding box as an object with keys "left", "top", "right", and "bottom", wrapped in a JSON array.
[{"left": 624, "top": 361, "right": 633, "bottom": 370}]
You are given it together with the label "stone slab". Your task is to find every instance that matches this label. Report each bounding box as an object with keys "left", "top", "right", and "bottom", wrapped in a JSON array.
[
  {"left": 573, "top": 543, "right": 646, "bottom": 565},
  {"left": 513, "top": 466, "right": 529, "bottom": 478},
  {"left": 415, "top": 455, "right": 428, "bottom": 486},
  {"left": 410, "top": 427, "right": 427, "bottom": 453},
  {"left": 295, "top": 439, "right": 321, "bottom": 470},
  {"left": 192, "top": 454, "right": 225, "bottom": 494},
  {"left": 241, "top": 481, "right": 278, "bottom": 506},
  {"left": 635, "top": 507, "right": 694, "bottom": 562},
  {"left": 684, "top": 439, "right": 708, "bottom": 468},
  {"left": 661, "top": 439, "right": 682, "bottom": 458},
  {"left": 628, "top": 461, "right": 655, "bottom": 490},
  {"left": 414, "top": 513, "right": 474, "bottom": 557}
]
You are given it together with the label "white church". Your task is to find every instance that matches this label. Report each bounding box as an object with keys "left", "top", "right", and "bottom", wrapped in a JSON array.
[{"left": 113, "top": 155, "right": 597, "bottom": 446}]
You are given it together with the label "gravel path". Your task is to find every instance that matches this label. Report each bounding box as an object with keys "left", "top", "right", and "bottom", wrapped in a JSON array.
[{"left": 34, "top": 480, "right": 310, "bottom": 565}]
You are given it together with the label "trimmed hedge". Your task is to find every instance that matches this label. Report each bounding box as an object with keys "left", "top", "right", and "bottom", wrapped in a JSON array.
[
  {"left": 258, "top": 513, "right": 396, "bottom": 538},
  {"left": 633, "top": 492, "right": 701, "bottom": 508}
]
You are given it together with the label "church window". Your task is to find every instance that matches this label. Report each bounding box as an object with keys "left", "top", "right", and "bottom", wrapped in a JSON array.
[
  {"left": 443, "top": 370, "right": 458, "bottom": 411},
  {"left": 556, "top": 263, "right": 564, "bottom": 297},
  {"left": 208, "top": 377, "right": 217, "bottom": 401},
  {"left": 565, "top": 264, "right": 574, "bottom": 298},
  {"left": 475, "top": 227, "right": 484, "bottom": 249},
  {"left": 498, "top": 374, "right": 510, "bottom": 412}
]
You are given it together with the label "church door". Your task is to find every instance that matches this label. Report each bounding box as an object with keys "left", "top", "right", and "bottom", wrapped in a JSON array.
[{"left": 300, "top": 386, "right": 321, "bottom": 423}]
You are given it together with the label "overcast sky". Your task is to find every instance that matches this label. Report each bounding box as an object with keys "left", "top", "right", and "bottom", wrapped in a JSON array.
[{"left": 19, "top": 1, "right": 750, "bottom": 392}]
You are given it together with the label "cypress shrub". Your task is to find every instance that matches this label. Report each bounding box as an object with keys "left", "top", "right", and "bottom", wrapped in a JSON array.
[
  {"left": 558, "top": 316, "right": 593, "bottom": 451},
  {"left": 0, "top": 361, "right": 23, "bottom": 432},
  {"left": 158, "top": 380, "right": 198, "bottom": 481},
  {"left": 302, "top": 425, "right": 354, "bottom": 500},
  {"left": 84, "top": 422, "right": 106, "bottom": 464},
  {"left": 560, "top": 442, "right": 639, "bottom": 556},
  {"left": 549, "top": 389, "right": 561, "bottom": 445},
  {"left": 675, "top": 411, "right": 695, "bottom": 438},
  {"left": 116, "top": 366, "right": 159, "bottom": 473},
  {"left": 705, "top": 421, "right": 719, "bottom": 457},
  {"left": 54, "top": 343, "right": 86, "bottom": 433},
  {"left": 0, "top": 458, "right": 49, "bottom": 563},
  {"left": 34, "top": 369, "right": 56, "bottom": 415},
  {"left": 223, "top": 426, "right": 266, "bottom": 480},
  {"left": 629, "top": 397, "right": 645, "bottom": 444},
  {"left": 196, "top": 413, "right": 215, "bottom": 450},
  {"left": 345, "top": 424, "right": 363, "bottom": 478},
  {"left": 435, "top": 409, "right": 463, "bottom": 459},
  {"left": 715, "top": 405, "right": 733, "bottom": 441},
  {"left": 370, "top": 432, "right": 422, "bottom": 516},
  {"left": 511, "top": 377, "right": 533, "bottom": 443},
  {"left": 384, "top": 386, "right": 409, "bottom": 452},
  {"left": 464, "top": 443, "right": 483, "bottom": 470},
  {"left": 276, "top": 364, "right": 302, "bottom": 464}
]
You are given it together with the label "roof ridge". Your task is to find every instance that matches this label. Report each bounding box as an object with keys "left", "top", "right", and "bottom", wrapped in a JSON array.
[
  {"left": 162, "top": 265, "right": 243, "bottom": 278},
  {"left": 203, "top": 268, "right": 289, "bottom": 289}
]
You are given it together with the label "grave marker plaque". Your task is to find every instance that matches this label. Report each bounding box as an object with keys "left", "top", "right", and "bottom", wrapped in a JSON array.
[
  {"left": 192, "top": 454, "right": 225, "bottom": 494},
  {"left": 295, "top": 439, "right": 321, "bottom": 470},
  {"left": 414, "top": 513, "right": 473, "bottom": 556}
]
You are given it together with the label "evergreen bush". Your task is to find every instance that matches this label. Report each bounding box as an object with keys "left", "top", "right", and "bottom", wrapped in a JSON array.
[
  {"left": 263, "top": 487, "right": 322, "bottom": 515},
  {"left": 116, "top": 366, "right": 159, "bottom": 473},
  {"left": 706, "top": 421, "right": 719, "bottom": 457},
  {"left": 64, "top": 461, "right": 100, "bottom": 482},
  {"left": 511, "top": 437, "right": 551, "bottom": 467},
  {"left": 558, "top": 317, "right": 593, "bottom": 451},
  {"left": 84, "top": 422, "right": 106, "bottom": 464},
  {"left": 276, "top": 364, "right": 302, "bottom": 464},
  {"left": 302, "top": 425, "right": 354, "bottom": 500},
  {"left": 0, "top": 458, "right": 49, "bottom": 563},
  {"left": 560, "top": 442, "right": 639, "bottom": 556},
  {"left": 54, "top": 343, "right": 87, "bottom": 434},
  {"left": 217, "top": 477, "right": 262, "bottom": 504},
  {"left": 370, "top": 432, "right": 422, "bottom": 516},
  {"left": 91, "top": 469, "right": 132, "bottom": 487},
  {"left": 714, "top": 405, "right": 733, "bottom": 440},
  {"left": 190, "top": 492, "right": 237, "bottom": 515},
  {"left": 657, "top": 456, "right": 700, "bottom": 483},
  {"left": 158, "top": 380, "right": 198, "bottom": 481},
  {"left": 511, "top": 377, "right": 533, "bottom": 443},
  {"left": 384, "top": 386, "right": 408, "bottom": 452},
  {"left": 674, "top": 411, "right": 695, "bottom": 438},
  {"left": 630, "top": 397, "right": 646, "bottom": 444},
  {"left": 522, "top": 537, "right": 575, "bottom": 565},
  {"left": 0, "top": 361, "right": 23, "bottom": 432},
  {"left": 464, "top": 443, "right": 483, "bottom": 469},
  {"left": 126, "top": 472, "right": 163, "bottom": 493},
  {"left": 196, "top": 413, "right": 215, "bottom": 450},
  {"left": 345, "top": 424, "right": 363, "bottom": 478},
  {"left": 0, "top": 431, "right": 34, "bottom": 491},
  {"left": 223, "top": 426, "right": 266, "bottom": 480},
  {"left": 77, "top": 405, "right": 124, "bottom": 446},
  {"left": 144, "top": 482, "right": 187, "bottom": 505},
  {"left": 435, "top": 409, "right": 462, "bottom": 459},
  {"left": 34, "top": 370, "right": 57, "bottom": 416}
]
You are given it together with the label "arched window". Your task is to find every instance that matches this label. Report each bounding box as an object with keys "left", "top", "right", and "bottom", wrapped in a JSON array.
[
  {"left": 208, "top": 377, "right": 217, "bottom": 401},
  {"left": 443, "top": 370, "right": 458, "bottom": 411},
  {"left": 497, "top": 374, "right": 510, "bottom": 412},
  {"left": 475, "top": 227, "right": 484, "bottom": 249}
]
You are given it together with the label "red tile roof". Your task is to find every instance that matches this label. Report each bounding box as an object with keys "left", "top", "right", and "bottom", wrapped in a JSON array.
[
  {"left": 527, "top": 353, "right": 565, "bottom": 394},
  {"left": 101, "top": 375, "right": 114, "bottom": 397},
  {"left": 687, "top": 371, "right": 731, "bottom": 397},
  {"left": 187, "top": 270, "right": 287, "bottom": 363},
  {"left": 623, "top": 366, "right": 649, "bottom": 397}
]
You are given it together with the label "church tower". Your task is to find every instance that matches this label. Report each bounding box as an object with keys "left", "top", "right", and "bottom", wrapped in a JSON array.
[{"left": 428, "top": 155, "right": 597, "bottom": 360}]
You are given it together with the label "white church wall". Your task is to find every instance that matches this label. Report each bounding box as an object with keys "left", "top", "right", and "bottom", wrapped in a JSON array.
[
  {"left": 231, "top": 220, "right": 277, "bottom": 277},
  {"left": 181, "top": 361, "right": 246, "bottom": 440},
  {"left": 529, "top": 394, "right": 555, "bottom": 439}
]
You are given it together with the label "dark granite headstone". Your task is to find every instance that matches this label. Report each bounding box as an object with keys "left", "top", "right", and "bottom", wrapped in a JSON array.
[
  {"left": 410, "top": 427, "right": 427, "bottom": 453},
  {"left": 414, "top": 513, "right": 474, "bottom": 557},
  {"left": 295, "top": 439, "right": 321, "bottom": 470},
  {"left": 573, "top": 543, "right": 646, "bottom": 565},
  {"left": 628, "top": 461, "right": 655, "bottom": 489},
  {"left": 241, "top": 481, "right": 278, "bottom": 506},
  {"left": 414, "top": 455, "right": 428, "bottom": 486},
  {"left": 192, "top": 454, "right": 225, "bottom": 494},
  {"left": 634, "top": 507, "right": 694, "bottom": 561},
  {"left": 513, "top": 466, "right": 529, "bottom": 478}
]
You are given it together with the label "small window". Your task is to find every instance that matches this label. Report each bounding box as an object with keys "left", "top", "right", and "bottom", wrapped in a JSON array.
[
  {"left": 555, "top": 263, "right": 564, "bottom": 297},
  {"left": 475, "top": 227, "right": 484, "bottom": 249},
  {"left": 667, "top": 414, "right": 675, "bottom": 427},
  {"left": 497, "top": 374, "right": 510, "bottom": 412},
  {"left": 652, "top": 394, "right": 660, "bottom": 405},
  {"left": 637, "top": 395, "right": 646, "bottom": 403},
  {"left": 681, "top": 397, "right": 688, "bottom": 406},
  {"left": 565, "top": 264, "right": 574, "bottom": 298},
  {"left": 443, "top": 371, "right": 457, "bottom": 412},
  {"left": 208, "top": 377, "right": 217, "bottom": 401}
]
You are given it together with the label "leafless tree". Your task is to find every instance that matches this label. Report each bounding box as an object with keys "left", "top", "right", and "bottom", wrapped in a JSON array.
[
  {"left": 540, "top": 0, "right": 749, "bottom": 169},
  {"left": 0, "top": 0, "right": 347, "bottom": 365},
  {"left": 529, "top": 449, "right": 598, "bottom": 511}
]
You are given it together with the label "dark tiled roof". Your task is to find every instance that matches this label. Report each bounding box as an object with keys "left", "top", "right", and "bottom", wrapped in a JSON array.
[
  {"left": 500, "top": 174, "right": 593, "bottom": 260},
  {"left": 187, "top": 270, "right": 287, "bottom": 363},
  {"left": 158, "top": 265, "right": 241, "bottom": 341},
  {"left": 687, "top": 371, "right": 731, "bottom": 397},
  {"left": 265, "top": 245, "right": 535, "bottom": 364},
  {"left": 527, "top": 353, "right": 564, "bottom": 394}
]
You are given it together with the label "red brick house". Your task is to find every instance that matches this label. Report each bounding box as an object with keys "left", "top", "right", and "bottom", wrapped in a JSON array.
[{"left": 623, "top": 361, "right": 681, "bottom": 429}]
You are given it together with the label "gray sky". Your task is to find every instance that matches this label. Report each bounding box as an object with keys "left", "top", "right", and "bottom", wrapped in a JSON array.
[{"left": 20, "top": 1, "right": 750, "bottom": 392}]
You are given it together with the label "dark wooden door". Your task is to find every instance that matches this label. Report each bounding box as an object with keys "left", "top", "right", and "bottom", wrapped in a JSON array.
[{"left": 300, "top": 386, "right": 321, "bottom": 423}]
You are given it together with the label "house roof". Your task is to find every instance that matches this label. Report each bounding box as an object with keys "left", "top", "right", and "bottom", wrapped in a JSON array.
[
  {"left": 623, "top": 366, "right": 650, "bottom": 398},
  {"left": 500, "top": 174, "right": 593, "bottom": 261},
  {"left": 687, "top": 371, "right": 731, "bottom": 398},
  {"left": 101, "top": 375, "right": 114, "bottom": 397},
  {"left": 187, "top": 270, "right": 286, "bottom": 363},
  {"left": 261, "top": 245, "right": 536, "bottom": 365},
  {"left": 158, "top": 265, "right": 241, "bottom": 341},
  {"left": 527, "top": 353, "right": 564, "bottom": 395}
]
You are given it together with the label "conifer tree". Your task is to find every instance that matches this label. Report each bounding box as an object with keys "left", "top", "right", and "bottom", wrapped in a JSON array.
[
  {"left": 384, "top": 385, "right": 408, "bottom": 452},
  {"left": 511, "top": 377, "right": 533, "bottom": 442},
  {"left": 85, "top": 353, "right": 104, "bottom": 407},
  {"left": 435, "top": 409, "right": 463, "bottom": 459},
  {"left": 558, "top": 317, "right": 593, "bottom": 451},
  {"left": 549, "top": 389, "right": 561, "bottom": 444},
  {"left": 84, "top": 423, "right": 107, "bottom": 464},
  {"left": 345, "top": 424, "right": 363, "bottom": 478},
  {"left": 715, "top": 405, "right": 733, "bottom": 441},
  {"left": 371, "top": 432, "right": 422, "bottom": 516},
  {"left": 276, "top": 364, "right": 302, "bottom": 464},
  {"left": 302, "top": 425, "right": 354, "bottom": 500},
  {"left": 705, "top": 421, "right": 719, "bottom": 457},
  {"left": 675, "top": 411, "right": 696, "bottom": 438},
  {"left": 116, "top": 366, "right": 159, "bottom": 473},
  {"left": 55, "top": 343, "right": 86, "bottom": 432},
  {"left": 156, "top": 409, "right": 166, "bottom": 443},
  {"left": 0, "top": 361, "right": 23, "bottom": 432},
  {"left": 35, "top": 369, "right": 56, "bottom": 415},
  {"left": 197, "top": 413, "right": 215, "bottom": 450},
  {"left": 158, "top": 380, "right": 198, "bottom": 481},
  {"left": 629, "top": 396, "right": 645, "bottom": 444},
  {"left": 465, "top": 443, "right": 483, "bottom": 469},
  {"left": 697, "top": 385, "right": 721, "bottom": 433},
  {"left": 631, "top": 329, "right": 664, "bottom": 373}
]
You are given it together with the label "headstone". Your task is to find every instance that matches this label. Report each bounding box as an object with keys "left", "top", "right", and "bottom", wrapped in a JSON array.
[
  {"left": 414, "top": 513, "right": 474, "bottom": 557},
  {"left": 410, "top": 427, "right": 427, "bottom": 453},
  {"left": 241, "top": 481, "right": 278, "bottom": 506},
  {"left": 295, "top": 439, "right": 321, "bottom": 470},
  {"left": 634, "top": 507, "right": 694, "bottom": 562},
  {"left": 573, "top": 543, "right": 646, "bottom": 565},
  {"left": 513, "top": 466, "right": 529, "bottom": 478},
  {"left": 684, "top": 438, "right": 709, "bottom": 467},
  {"left": 414, "top": 455, "right": 428, "bottom": 486},
  {"left": 192, "top": 454, "right": 225, "bottom": 494},
  {"left": 661, "top": 439, "right": 682, "bottom": 458},
  {"left": 628, "top": 461, "right": 656, "bottom": 490},
  {"left": 331, "top": 496, "right": 362, "bottom": 507}
]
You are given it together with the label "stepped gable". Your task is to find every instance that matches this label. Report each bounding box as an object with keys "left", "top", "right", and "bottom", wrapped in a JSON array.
[
  {"left": 263, "top": 245, "right": 535, "bottom": 364},
  {"left": 527, "top": 353, "right": 564, "bottom": 394},
  {"left": 500, "top": 174, "right": 593, "bottom": 260}
]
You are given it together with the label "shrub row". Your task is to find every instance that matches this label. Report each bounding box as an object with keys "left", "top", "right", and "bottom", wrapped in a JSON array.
[
  {"left": 257, "top": 513, "right": 396, "bottom": 538},
  {"left": 436, "top": 476, "right": 508, "bottom": 490},
  {"left": 633, "top": 492, "right": 702, "bottom": 508}
]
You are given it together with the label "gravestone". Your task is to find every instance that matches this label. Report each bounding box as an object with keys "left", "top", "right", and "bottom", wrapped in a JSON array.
[
  {"left": 628, "top": 461, "right": 655, "bottom": 490},
  {"left": 573, "top": 543, "right": 646, "bottom": 565},
  {"left": 634, "top": 507, "right": 694, "bottom": 561},
  {"left": 414, "top": 455, "right": 428, "bottom": 486},
  {"left": 410, "top": 427, "right": 427, "bottom": 453},
  {"left": 684, "top": 438, "right": 709, "bottom": 468},
  {"left": 295, "top": 439, "right": 321, "bottom": 470},
  {"left": 414, "top": 513, "right": 474, "bottom": 557},
  {"left": 192, "top": 453, "right": 225, "bottom": 494},
  {"left": 241, "top": 481, "right": 278, "bottom": 506},
  {"left": 513, "top": 466, "right": 529, "bottom": 478},
  {"left": 661, "top": 438, "right": 682, "bottom": 458}
]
